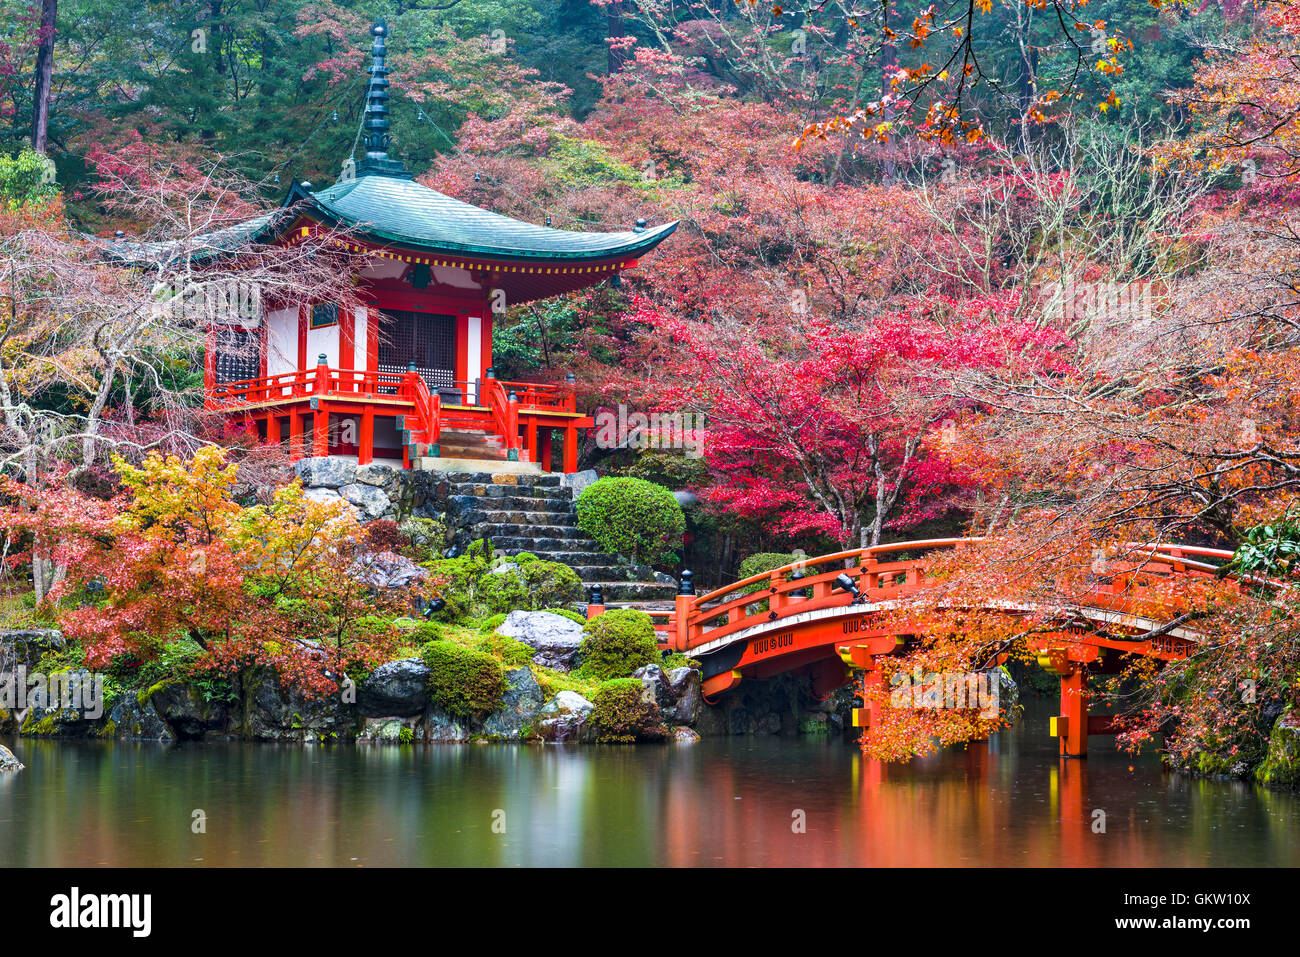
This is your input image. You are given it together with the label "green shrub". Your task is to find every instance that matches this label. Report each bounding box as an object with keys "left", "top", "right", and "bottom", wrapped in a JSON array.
[
  {"left": 420, "top": 641, "right": 508, "bottom": 720},
  {"left": 520, "top": 559, "right": 583, "bottom": 608},
  {"left": 576, "top": 476, "right": 685, "bottom": 566},
  {"left": 477, "top": 613, "right": 508, "bottom": 633},
  {"left": 736, "top": 552, "right": 800, "bottom": 611},
  {"left": 623, "top": 450, "right": 708, "bottom": 489},
  {"left": 399, "top": 517, "right": 449, "bottom": 561},
  {"left": 737, "top": 552, "right": 799, "bottom": 585},
  {"left": 513, "top": 551, "right": 539, "bottom": 564},
  {"left": 579, "top": 608, "right": 661, "bottom": 680},
  {"left": 589, "top": 678, "right": 663, "bottom": 743}
]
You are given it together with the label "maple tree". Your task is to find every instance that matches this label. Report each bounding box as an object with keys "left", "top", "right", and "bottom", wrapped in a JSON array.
[{"left": 1, "top": 446, "right": 427, "bottom": 695}]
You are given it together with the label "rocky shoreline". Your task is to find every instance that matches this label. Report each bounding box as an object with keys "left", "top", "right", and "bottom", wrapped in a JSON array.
[{"left": 0, "top": 626, "right": 854, "bottom": 747}]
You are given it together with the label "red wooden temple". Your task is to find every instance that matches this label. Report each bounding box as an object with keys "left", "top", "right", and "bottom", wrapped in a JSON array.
[{"left": 199, "top": 20, "right": 675, "bottom": 473}]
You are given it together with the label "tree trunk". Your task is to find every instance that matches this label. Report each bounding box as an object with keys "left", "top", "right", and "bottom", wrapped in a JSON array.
[{"left": 30, "top": 0, "right": 57, "bottom": 153}]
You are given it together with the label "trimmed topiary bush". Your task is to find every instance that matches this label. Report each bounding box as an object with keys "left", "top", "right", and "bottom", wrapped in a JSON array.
[
  {"left": 579, "top": 608, "right": 661, "bottom": 681},
  {"left": 737, "top": 551, "right": 799, "bottom": 585},
  {"left": 589, "top": 678, "right": 663, "bottom": 743},
  {"left": 420, "top": 641, "right": 508, "bottom": 720},
  {"left": 736, "top": 551, "right": 800, "bottom": 611},
  {"left": 576, "top": 476, "right": 685, "bottom": 566}
]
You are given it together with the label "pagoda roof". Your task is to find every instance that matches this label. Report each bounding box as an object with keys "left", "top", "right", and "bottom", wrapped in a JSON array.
[{"left": 287, "top": 175, "right": 677, "bottom": 264}]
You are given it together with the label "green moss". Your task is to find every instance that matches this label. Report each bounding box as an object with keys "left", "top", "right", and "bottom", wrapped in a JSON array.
[
  {"left": 1256, "top": 713, "right": 1300, "bottom": 788},
  {"left": 137, "top": 679, "right": 177, "bottom": 706},
  {"left": 589, "top": 678, "right": 663, "bottom": 743},
  {"left": 542, "top": 607, "right": 586, "bottom": 624},
  {"left": 519, "top": 560, "right": 582, "bottom": 607},
  {"left": 579, "top": 609, "right": 661, "bottom": 681},
  {"left": 475, "top": 633, "right": 537, "bottom": 668},
  {"left": 420, "top": 641, "right": 508, "bottom": 721}
]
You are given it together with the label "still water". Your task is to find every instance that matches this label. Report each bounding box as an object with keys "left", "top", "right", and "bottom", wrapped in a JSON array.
[{"left": 2, "top": 703, "right": 1296, "bottom": 866}]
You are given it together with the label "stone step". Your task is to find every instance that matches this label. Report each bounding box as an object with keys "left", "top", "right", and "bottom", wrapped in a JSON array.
[
  {"left": 414, "top": 458, "right": 542, "bottom": 476},
  {"left": 586, "top": 581, "right": 679, "bottom": 601},
  {"left": 448, "top": 494, "right": 575, "bottom": 513},
  {"left": 474, "top": 509, "right": 577, "bottom": 526},
  {"left": 435, "top": 472, "right": 561, "bottom": 487},
  {"left": 489, "top": 537, "right": 609, "bottom": 555},
  {"left": 447, "top": 485, "right": 572, "bottom": 502},
  {"left": 482, "top": 523, "right": 586, "bottom": 539}
]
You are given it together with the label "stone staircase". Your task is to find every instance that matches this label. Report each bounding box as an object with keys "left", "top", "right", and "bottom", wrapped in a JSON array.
[{"left": 443, "top": 472, "right": 678, "bottom": 611}]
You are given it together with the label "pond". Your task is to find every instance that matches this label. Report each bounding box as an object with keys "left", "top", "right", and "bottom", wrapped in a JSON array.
[{"left": 2, "top": 701, "right": 1295, "bottom": 867}]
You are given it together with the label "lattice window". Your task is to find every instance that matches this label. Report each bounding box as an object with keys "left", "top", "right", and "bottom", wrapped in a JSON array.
[
  {"left": 377, "top": 309, "right": 455, "bottom": 391},
  {"left": 213, "top": 326, "right": 260, "bottom": 385}
]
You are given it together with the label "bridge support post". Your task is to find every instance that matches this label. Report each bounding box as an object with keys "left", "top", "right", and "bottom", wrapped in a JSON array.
[
  {"left": 1055, "top": 667, "right": 1088, "bottom": 758},
  {"left": 852, "top": 666, "right": 885, "bottom": 738}
]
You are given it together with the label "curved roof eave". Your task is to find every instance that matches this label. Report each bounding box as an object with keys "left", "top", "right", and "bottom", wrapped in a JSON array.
[{"left": 289, "top": 174, "right": 678, "bottom": 263}]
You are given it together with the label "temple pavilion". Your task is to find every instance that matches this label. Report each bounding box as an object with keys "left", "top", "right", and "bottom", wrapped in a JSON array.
[{"left": 197, "top": 20, "right": 675, "bottom": 473}]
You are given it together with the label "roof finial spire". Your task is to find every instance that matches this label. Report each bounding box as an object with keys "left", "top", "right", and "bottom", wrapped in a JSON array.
[{"left": 356, "top": 18, "right": 411, "bottom": 179}]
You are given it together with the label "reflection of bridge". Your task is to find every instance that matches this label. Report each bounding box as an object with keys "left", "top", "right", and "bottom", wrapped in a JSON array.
[{"left": 588, "top": 538, "right": 1246, "bottom": 757}]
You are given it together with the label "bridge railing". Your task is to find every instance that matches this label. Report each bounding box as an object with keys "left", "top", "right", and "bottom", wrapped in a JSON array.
[{"left": 658, "top": 539, "right": 1250, "bottom": 654}]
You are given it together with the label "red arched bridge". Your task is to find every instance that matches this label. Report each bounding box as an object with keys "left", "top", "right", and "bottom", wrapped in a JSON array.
[{"left": 586, "top": 538, "right": 1252, "bottom": 757}]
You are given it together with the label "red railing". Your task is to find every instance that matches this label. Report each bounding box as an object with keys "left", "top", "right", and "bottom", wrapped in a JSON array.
[
  {"left": 653, "top": 538, "right": 1252, "bottom": 654},
  {"left": 406, "top": 370, "right": 441, "bottom": 447},
  {"left": 207, "top": 369, "right": 576, "bottom": 416},
  {"left": 496, "top": 380, "right": 577, "bottom": 413},
  {"left": 483, "top": 376, "right": 521, "bottom": 455}
]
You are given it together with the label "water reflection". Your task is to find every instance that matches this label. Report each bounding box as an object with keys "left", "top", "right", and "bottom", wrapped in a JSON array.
[{"left": 0, "top": 702, "right": 1295, "bottom": 867}]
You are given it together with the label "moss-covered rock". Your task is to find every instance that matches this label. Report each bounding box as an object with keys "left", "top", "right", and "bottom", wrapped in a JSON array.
[
  {"left": 420, "top": 641, "right": 508, "bottom": 721},
  {"left": 579, "top": 609, "right": 661, "bottom": 681},
  {"left": 588, "top": 678, "right": 664, "bottom": 743},
  {"left": 1257, "top": 711, "right": 1300, "bottom": 789}
]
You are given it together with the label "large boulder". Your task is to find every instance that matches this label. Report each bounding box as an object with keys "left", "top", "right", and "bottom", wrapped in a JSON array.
[
  {"left": 350, "top": 551, "right": 429, "bottom": 590},
  {"left": 496, "top": 610, "right": 584, "bottom": 672},
  {"left": 1257, "top": 711, "right": 1300, "bottom": 789},
  {"left": 480, "top": 667, "right": 545, "bottom": 740},
  {"left": 355, "top": 462, "right": 400, "bottom": 490},
  {"left": 358, "top": 659, "right": 430, "bottom": 717},
  {"left": 338, "top": 482, "right": 392, "bottom": 520},
  {"left": 0, "top": 744, "right": 22, "bottom": 772},
  {"left": 240, "top": 671, "right": 358, "bottom": 742},
  {"left": 147, "top": 681, "right": 231, "bottom": 740},
  {"left": 535, "top": 690, "right": 593, "bottom": 742},
  {"left": 632, "top": 664, "right": 703, "bottom": 726},
  {"left": 295, "top": 456, "right": 357, "bottom": 488},
  {"left": 0, "top": 629, "right": 65, "bottom": 671},
  {"left": 106, "top": 693, "right": 173, "bottom": 742},
  {"left": 19, "top": 670, "right": 106, "bottom": 737}
]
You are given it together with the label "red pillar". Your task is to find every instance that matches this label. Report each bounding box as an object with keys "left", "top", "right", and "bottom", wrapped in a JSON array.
[
  {"left": 523, "top": 418, "right": 536, "bottom": 465},
  {"left": 1058, "top": 667, "right": 1088, "bottom": 758},
  {"left": 540, "top": 428, "right": 553, "bottom": 472},
  {"left": 267, "top": 414, "right": 282, "bottom": 447},
  {"left": 562, "top": 423, "right": 577, "bottom": 473},
  {"left": 313, "top": 407, "right": 329, "bottom": 457},
  {"left": 359, "top": 405, "right": 374, "bottom": 466},
  {"left": 289, "top": 409, "right": 303, "bottom": 461}
]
